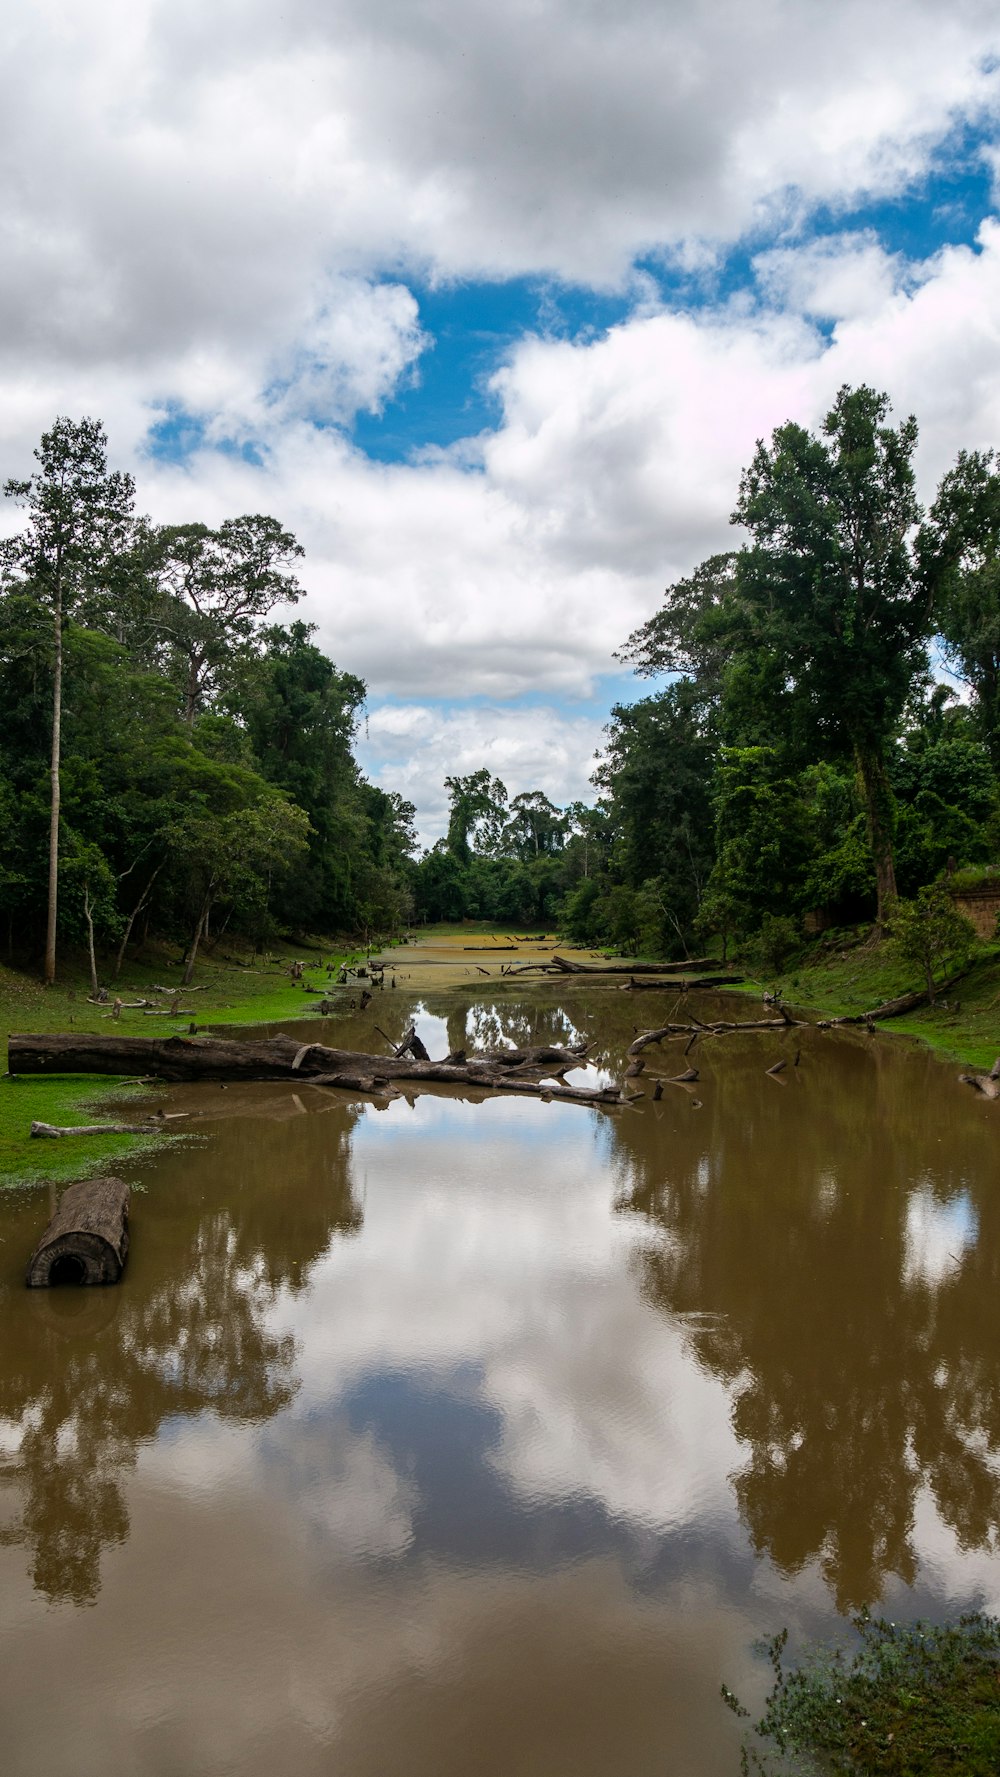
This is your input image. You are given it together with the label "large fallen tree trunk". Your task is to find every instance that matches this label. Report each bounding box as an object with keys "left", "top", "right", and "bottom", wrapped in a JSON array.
[
  {"left": 26, "top": 1177, "right": 130, "bottom": 1287},
  {"left": 7, "top": 1032, "right": 618, "bottom": 1109}
]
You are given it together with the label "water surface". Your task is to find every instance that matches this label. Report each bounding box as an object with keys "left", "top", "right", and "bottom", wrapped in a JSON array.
[{"left": 0, "top": 982, "right": 998, "bottom": 1775}]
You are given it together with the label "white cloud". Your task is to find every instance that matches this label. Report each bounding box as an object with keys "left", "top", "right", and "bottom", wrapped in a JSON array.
[
  {"left": 358, "top": 703, "right": 606, "bottom": 845},
  {"left": 5, "top": 2, "right": 1000, "bottom": 831}
]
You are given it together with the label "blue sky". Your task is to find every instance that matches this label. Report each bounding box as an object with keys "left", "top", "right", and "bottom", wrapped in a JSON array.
[{"left": 4, "top": 0, "right": 1000, "bottom": 842}]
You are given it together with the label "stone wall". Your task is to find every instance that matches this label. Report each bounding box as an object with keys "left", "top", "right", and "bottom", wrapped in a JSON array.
[{"left": 952, "top": 888, "right": 1000, "bottom": 939}]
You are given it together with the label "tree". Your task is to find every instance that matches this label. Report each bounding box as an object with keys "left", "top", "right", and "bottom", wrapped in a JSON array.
[
  {"left": 501, "top": 790, "right": 565, "bottom": 859},
  {"left": 888, "top": 883, "right": 975, "bottom": 1004},
  {"left": 731, "top": 386, "right": 929, "bottom": 925},
  {"left": 172, "top": 791, "right": 311, "bottom": 984},
  {"left": 444, "top": 769, "right": 508, "bottom": 859},
  {"left": 1, "top": 417, "right": 135, "bottom": 983},
  {"left": 150, "top": 516, "right": 304, "bottom": 724},
  {"left": 921, "top": 449, "right": 1000, "bottom": 765}
]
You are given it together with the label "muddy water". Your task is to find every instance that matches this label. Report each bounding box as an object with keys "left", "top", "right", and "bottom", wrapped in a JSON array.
[{"left": 1, "top": 983, "right": 999, "bottom": 1776}]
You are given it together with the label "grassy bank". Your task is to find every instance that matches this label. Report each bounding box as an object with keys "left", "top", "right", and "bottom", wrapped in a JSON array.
[
  {"left": 0, "top": 936, "right": 359, "bottom": 1187},
  {"left": 746, "top": 938, "right": 1000, "bottom": 1071}
]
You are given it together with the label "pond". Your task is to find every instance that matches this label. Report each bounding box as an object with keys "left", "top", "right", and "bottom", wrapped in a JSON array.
[{"left": 0, "top": 977, "right": 997, "bottom": 1775}]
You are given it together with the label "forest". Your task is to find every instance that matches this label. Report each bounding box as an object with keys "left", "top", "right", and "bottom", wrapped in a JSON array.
[{"left": 2, "top": 385, "right": 1000, "bottom": 980}]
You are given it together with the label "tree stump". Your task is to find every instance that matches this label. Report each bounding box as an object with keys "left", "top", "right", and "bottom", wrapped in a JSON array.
[{"left": 26, "top": 1177, "right": 130, "bottom": 1287}]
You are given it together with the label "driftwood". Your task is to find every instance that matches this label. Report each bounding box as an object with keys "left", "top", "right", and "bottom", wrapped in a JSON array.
[
  {"left": 30, "top": 1119, "right": 161, "bottom": 1138},
  {"left": 959, "top": 1056, "right": 1000, "bottom": 1100},
  {"left": 7, "top": 1032, "right": 618, "bottom": 1110},
  {"left": 627, "top": 1010, "right": 802, "bottom": 1056},
  {"left": 617, "top": 974, "right": 745, "bottom": 991},
  {"left": 26, "top": 1177, "right": 130, "bottom": 1287}
]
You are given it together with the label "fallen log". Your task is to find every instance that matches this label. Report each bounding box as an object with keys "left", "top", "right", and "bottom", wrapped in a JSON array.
[
  {"left": 550, "top": 953, "right": 712, "bottom": 975},
  {"left": 26, "top": 1177, "right": 130, "bottom": 1287},
  {"left": 8, "top": 1032, "right": 614, "bottom": 1109},
  {"left": 816, "top": 968, "right": 970, "bottom": 1027},
  {"left": 617, "top": 974, "right": 745, "bottom": 991},
  {"left": 30, "top": 1119, "right": 161, "bottom": 1138},
  {"left": 627, "top": 1015, "right": 799, "bottom": 1056}
]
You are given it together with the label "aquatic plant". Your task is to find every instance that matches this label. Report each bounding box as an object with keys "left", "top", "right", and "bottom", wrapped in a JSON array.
[{"left": 723, "top": 1608, "right": 1000, "bottom": 1773}]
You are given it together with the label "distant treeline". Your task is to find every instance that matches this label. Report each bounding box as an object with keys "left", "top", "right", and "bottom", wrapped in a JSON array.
[{"left": 3, "top": 387, "right": 1000, "bottom": 979}]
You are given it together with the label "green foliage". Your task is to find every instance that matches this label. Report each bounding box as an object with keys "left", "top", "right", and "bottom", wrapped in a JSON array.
[
  {"left": 922, "top": 448, "right": 1000, "bottom": 765},
  {"left": 748, "top": 913, "right": 800, "bottom": 977},
  {"left": 888, "top": 884, "right": 976, "bottom": 1002},
  {"left": 724, "top": 1611, "right": 1000, "bottom": 1775},
  {"left": 0, "top": 417, "right": 416, "bottom": 972}
]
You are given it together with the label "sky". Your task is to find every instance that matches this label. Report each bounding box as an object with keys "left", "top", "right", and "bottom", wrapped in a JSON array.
[{"left": 4, "top": 1, "right": 1000, "bottom": 845}]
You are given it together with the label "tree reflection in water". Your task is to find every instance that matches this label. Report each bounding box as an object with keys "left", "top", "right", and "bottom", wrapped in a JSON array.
[
  {"left": 611, "top": 1027, "right": 1000, "bottom": 1610},
  {"left": 0, "top": 1100, "right": 364, "bottom": 1605}
]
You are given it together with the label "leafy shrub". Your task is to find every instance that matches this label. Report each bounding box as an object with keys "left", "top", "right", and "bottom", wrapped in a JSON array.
[{"left": 748, "top": 913, "right": 800, "bottom": 976}]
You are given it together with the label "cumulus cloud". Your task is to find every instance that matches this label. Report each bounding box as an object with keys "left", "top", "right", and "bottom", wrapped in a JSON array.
[
  {"left": 5, "top": 1, "right": 1000, "bottom": 829},
  {"left": 357, "top": 703, "right": 607, "bottom": 845}
]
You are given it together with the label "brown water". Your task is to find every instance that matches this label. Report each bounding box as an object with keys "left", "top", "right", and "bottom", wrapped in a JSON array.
[{"left": 1, "top": 981, "right": 998, "bottom": 1775}]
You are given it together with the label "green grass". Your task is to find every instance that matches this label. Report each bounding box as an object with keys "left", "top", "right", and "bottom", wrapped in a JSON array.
[
  {"left": 724, "top": 1611, "right": 1000, "bottom": 1774},
  {"left": 0, "top": 934, "right": 361, "bottom": 1186},
  {"left": 729, "top": 938, "right": 1000, "bottom": 1071},
  {"left": 0, "top": 1074, "right": 170, "bottom": 1189}
]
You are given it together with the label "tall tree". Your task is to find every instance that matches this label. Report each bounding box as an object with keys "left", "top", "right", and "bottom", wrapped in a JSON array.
[
  {"left": 731, "top": 385, "right": 928, "bottom": 924},
  {"left": 444, "top": 769, "right": 508, "bottom": 859},
  {"left": 150, "top": 516, "right": 304, "bottom": 724},
  {"left": 920, "top": 448, "right": 1000, "bottom": 766},
  {"left": 1, "top": 417, "right": 135, "bottom": 982}
]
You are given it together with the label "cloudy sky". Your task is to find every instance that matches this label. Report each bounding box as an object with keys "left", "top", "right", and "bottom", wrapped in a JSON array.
[{"left": 5, "top": 0, "right": 1000, "bottom": 842}]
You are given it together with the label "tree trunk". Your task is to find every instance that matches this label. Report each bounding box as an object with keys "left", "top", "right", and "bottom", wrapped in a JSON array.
[
  {"left": 854, "top": 744, "right": 898, "bottom": 927},
  {"left": 114, "top": 864, "right": 163, "bottom": 979},
  {"left": 44, "top": 585, "right": 62, "bottom": 985},
  {"left": 7, "top": 1032, "right": 619, "bottom": 1110},
  {"left": 182, "top": 892, "right": 212, "bottom": 987},
  {"left": 83, "top": 885, "right": 99, "bottom": 999}
]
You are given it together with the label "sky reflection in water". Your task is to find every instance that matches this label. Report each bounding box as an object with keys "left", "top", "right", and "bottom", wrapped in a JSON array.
[{"left": 0, "top": 987, "right": 998, "bottom": 1775}]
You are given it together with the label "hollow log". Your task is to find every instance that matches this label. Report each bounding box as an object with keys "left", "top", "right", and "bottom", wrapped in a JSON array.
[
  {"left": 7, "top": 1032, "right": 614, "bottom": 1109},
  {"left": 26, "top": 1177, "right": 130, "bottom": 1287}
]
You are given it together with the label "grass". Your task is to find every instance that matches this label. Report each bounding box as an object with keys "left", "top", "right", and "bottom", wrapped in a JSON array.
[
  {"left": 724, "top": 1611, "right": 1000, "bottom": 1774},
  {"left": 728, "top": 937, "right": 1000, "bottom": 1072},
  {"left": 561, "top": 921, "right": 1000, "bottom": 1070},
  {"left": 0, "top": 933, "right": 361, "bottom": 1187}
]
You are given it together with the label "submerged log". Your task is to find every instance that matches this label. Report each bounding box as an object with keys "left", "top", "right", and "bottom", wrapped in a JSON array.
[
  {"left": 7, "top": 1032, "right": 615, "bottom": 1109},
  {"left": 26, "top": 1177, "right": 130, "bottom": 1287}
]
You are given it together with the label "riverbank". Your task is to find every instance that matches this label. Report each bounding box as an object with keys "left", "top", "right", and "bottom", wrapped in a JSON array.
[
  {"left": 0, "top": 938, "right": 358, "bottom": 1185},
  {"left": 734, "top": 936, "right": 1000, "bottom": 1071}
]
